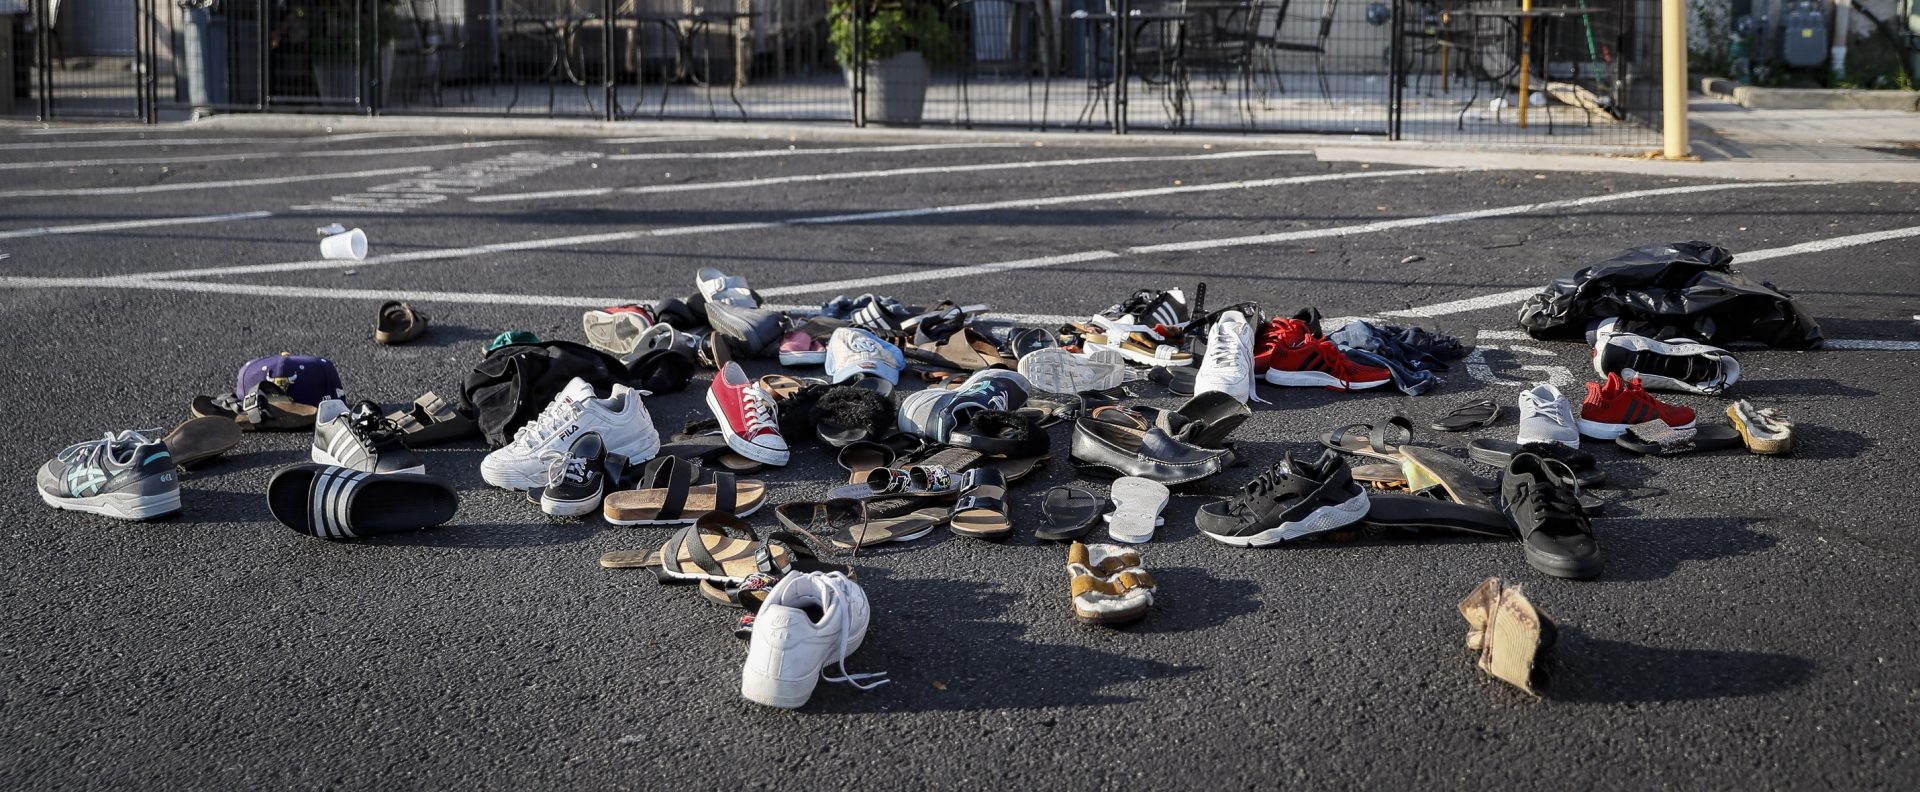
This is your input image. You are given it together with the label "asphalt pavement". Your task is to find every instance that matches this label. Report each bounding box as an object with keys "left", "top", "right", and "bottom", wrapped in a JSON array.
[{"left": 1, "top": 125, "right": 1917, "bottom": 790}]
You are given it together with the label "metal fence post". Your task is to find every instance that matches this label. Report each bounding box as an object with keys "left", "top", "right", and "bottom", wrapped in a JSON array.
[
  {"left": 1113, "top": 0, "right": 1129, "bottom": 133},
  {"left": 1388, "top": 0, "right": 1403, "bottom": 139},
  {"left": 851, "top": 0, "right": 866, "bottom": 126},
  {"left": 603, "top": 0, "right": 615, "bottom": 121},
  {"left": 31, "top": 0, "right": 48, "bottom": 120}
]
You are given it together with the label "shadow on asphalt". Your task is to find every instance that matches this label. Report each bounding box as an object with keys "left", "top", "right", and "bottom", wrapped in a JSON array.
[
  {"left": 1730, "top": 377, "right": 1879, "bottom": 401},
  {"left": 1594, "top": 516, "right": 1779, "bottom": 582},
  {"left": 1552, "top": 629, "right": 1816, "bottom": 704},
  {"left": 814, "top": 568, "right": 1203, "bottom": 713}
]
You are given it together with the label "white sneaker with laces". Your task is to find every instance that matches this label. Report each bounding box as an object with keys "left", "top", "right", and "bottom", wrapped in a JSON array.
[
  {"left": 480, "top": 377, "right": 659, "bottom": 490},
  {"left": 1193, "top": 310, "right": 1257, "bottom": 404},
  {"left": 741, "top": 571, "right": 888, "bottom": 709},
  {"left": 1517, "top": 384, "right": 1580, "bottom": 449}
]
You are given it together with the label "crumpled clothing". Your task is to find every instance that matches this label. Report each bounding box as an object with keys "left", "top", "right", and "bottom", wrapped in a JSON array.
[
  {"left": 1328, "top": 320, "right": 1465, "bottom": 373},
  {"left": 1341, "top": 346, "right": 1439, "bottom": 396},
  {"left": 1516, "top": 241, "right": 1823, "bottom": 350}
]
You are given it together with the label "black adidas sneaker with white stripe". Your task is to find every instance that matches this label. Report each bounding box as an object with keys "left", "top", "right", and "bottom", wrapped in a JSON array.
[{"left": 312, "top": 399, "right": 425, "bottom": 475}]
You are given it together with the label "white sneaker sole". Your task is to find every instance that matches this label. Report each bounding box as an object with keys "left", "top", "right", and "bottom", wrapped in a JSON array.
[
  {"left": 1096, "top": 341, "right": 1192, "bottom": 368},
  {"left": 1106, "top": 477, "right": 1171, "bottom": 544},
  {"left": 706, "top": 390, "right": 791, "bottom": 466},
  {"left": 311, "top": 445, "right": 425, "bottom": 476},
  {"left": 1201, "top": 489, "right": 1369, "bottom": 547},
  {"left": 1263, "top": 368, "right": 1390, "bottom": 390},
  {"left": 541, "top": 487, "right": 604, "bottom": 518},
  {"left": 582, "top": 312, "right": 648, "bottom": 357},
  {"left": 1017, "top": 350, "right": 1125, "bottom": 393},
  {"left": 778, "top": 350, "right": 827, "bottom": 366},
  {"left": 40, "top": 487, "right": 180, "bottom": 520},
  {"left": 1576, "top": 417, "right": 1696, "bottom": 440},
  {"left": 740, "top": 627, "right": 868, "bottom": 709}
]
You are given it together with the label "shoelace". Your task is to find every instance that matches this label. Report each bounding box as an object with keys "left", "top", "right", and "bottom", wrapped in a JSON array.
[
  {"left": 542, "top": 450, "right": 591, "bottom": 487},
  {"left": 1524, "top": 395, "right": 1572, "bottom": 428},
  {"left": 743, "top": 388, "right": 780, "bottom": 435},
  {"left": 814, "top": 572, "right": 890, "bottom": 690},
  {"left": 1225, "top": 464, "right": 1289, "bottom": 520},
  {"left": 514, "top": 397, "right": 586, "bottom": 449},
  {"left": 1520, "top": 483, "right": 1586, "bottom": 534},
  {"left": 349, "top": 409, "right": 405, "bottom": 446},
  {"left": 1207, "top": 323, "right": 1270, "bottom": 404}
]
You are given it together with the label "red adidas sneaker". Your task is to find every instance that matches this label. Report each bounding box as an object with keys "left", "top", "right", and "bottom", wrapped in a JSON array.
[
  {"left": 1254, "top": 317, "right": 1391, "bottom": 391},
  {"left": 707, "top": 362, "right": 790, "bottom": 466},
  {"left": 1576, "top": 372, "right": 1696, "bottom": 439}
]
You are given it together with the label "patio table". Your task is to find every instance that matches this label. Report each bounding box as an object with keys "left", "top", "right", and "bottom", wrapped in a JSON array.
[{"left": 1445, "top": 5, "right": 1609, "bottom": 133}]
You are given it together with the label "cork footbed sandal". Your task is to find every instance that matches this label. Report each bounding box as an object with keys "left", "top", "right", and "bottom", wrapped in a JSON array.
[
  {"left": 947, "top": 468, "right": 1012, "bottom": 540},
  {"left": 601, "top": 457, "right": 766, "bottom": 525},
  {"left": 1067, "top": 542, "right": 1155, "bottom": 625},
  {"left": 1727, "top": 400, "right": 1793, "bottom": 455},
  {"left": 649, "top": 513, "right": 803, "bottom": 585}
]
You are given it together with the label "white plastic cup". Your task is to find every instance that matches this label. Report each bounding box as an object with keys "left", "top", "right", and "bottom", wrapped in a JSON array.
[{"left": 319, "top": 228, "right": 367, "bottom": 261}]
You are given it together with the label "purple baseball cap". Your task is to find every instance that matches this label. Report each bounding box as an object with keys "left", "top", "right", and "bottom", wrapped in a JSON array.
[{"left": 236, "top": 353, "right": 344, "bottom": 407}]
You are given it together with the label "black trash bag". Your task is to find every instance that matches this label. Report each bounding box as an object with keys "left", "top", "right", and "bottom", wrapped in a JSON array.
[
  {"left": 1517, "top": 241, "right": 1823, "bottom": 350},
  {"left": 461, "top": 340, "right": 630, "bottom": 448}
]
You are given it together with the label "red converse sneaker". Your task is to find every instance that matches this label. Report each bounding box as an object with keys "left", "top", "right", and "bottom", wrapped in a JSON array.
[
  {"left": 707, "top": 362, "right": 790, "bottom": 465},
  {"left": 1576, "top": 372, "right": 1696, "bottom": 440},
  {"left": 1254, "top": 317, "right": 1391, "bottom": 391}
]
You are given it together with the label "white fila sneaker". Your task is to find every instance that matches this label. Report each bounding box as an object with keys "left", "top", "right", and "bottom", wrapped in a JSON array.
[{"left": 480, "top": 378, "right": 659, "bottom": 490}]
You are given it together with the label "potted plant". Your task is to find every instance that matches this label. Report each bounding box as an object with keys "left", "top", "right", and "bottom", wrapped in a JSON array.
[{"left": 831, "top": 0, "right": 958, "bottom": 125}]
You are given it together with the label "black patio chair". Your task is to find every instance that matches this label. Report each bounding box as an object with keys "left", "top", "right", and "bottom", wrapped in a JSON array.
[
  {"left": 1256, "top": 0, "right": 1337, "bottom": 106},
  {"left": 950, "top": 0, "right": 1049, "bottom": 130},
  {"left": 1183, "top": 0, "right": 1268, "bottom": 128}
]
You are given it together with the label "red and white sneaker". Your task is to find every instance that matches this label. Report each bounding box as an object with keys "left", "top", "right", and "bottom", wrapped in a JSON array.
[
  {"left": 708, "top": 362, "right": 790, "bottom": 465},
  {"left": 1576, "top": 372, "right": 1696, "bottom": 439},
  {"left": 582, "top": 304, "right": 656, "bottom": 358},
  {"left": 1253, "top": 317, "right": 1391, "bottom": 391}
]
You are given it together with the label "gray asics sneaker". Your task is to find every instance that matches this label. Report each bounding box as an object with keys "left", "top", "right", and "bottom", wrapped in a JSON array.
[
  {"left": 37, "top": 430, "right": 180, "bottom": 520},
  {"left": 1516, "top": 384, "right": 1580, "bottom": 449},
  {"left": 706, "top": 301, "right": 785, "bottom": 358},
  {"left": 312, "top": 399, "right": 426, "bottom": 475}
]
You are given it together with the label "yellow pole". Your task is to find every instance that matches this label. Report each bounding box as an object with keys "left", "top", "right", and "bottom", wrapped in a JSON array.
[
  {"left": 1518, "top": 0, "right": 1533, "bottom": 128},
  {"left": 1661, "top": 0, "right": 1690, "bottom": 158}
]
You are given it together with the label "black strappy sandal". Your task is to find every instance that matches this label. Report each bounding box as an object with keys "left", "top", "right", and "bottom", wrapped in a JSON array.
[{"left": 1035, "top": 485, "right": 1105, "bottom": 541}]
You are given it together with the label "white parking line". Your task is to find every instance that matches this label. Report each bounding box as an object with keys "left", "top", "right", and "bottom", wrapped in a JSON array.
[
  {"left": 604, "top": 142, "right": 1031, "bottom": 161},
  {"left": 124, "top": 167, "right": 1450, "bottom": 281},
  {"left": 0, "top": 211, "right": 272, "bottom": 240},
  {"left": 470, "top": 149, "right": 1311, "bottom": 203},
  {"left": 1382, "top": 222, "right": 1920, "bottom": 319},
  {"left": 761, "top": 180, "right": 1818, "bottom": 297},
  {"left": 596, "top": 136, "right": 722, "bottom": 144},
  {"left": 0, "top": 139, "right": 533, "bottom": 171},
  {"left": 0, "top": 166, "right": 433, "bottom": 199},
  {"left": 0, "top": 132, "right": 416, "bottom": 151}
]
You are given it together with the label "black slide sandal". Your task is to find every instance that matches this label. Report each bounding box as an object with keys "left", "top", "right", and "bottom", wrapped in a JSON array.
[
  {"left": 267, "top": 464, "right": 458, "bottom": 540},
  {"left": 1432, "top": 400, "right": 1503, "bottom": 432},
  {"left": 1616, "top": 422, "right": 1745, "bottom": 456},
  {"left": 1319, "top": 416, "right": 1415, "bottom": 464},
  {"left": 1362, "top": 492, "right": 1515, "bottom": 538},
  {"left": 1467, "top": 439, "right": 1607, "bottom": 487},
  {"left": 1035, "top": 486, "right": 1105, "bottom": 541}
]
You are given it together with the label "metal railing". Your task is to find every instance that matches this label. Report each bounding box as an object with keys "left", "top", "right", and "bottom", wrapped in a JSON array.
[{"left": 1, "top": 0, "right": 1657, "bottom": 144}]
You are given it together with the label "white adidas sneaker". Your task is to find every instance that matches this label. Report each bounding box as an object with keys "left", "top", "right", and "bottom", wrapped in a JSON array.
[
  {"left": 480, "top": 377, "right": 659, "bottom": 490},
  {"left": 1193, "top": 310, "right": 1255, "bottom": 403},
  {"left": 741, "top": 572, "right": 888, "bottom": 709}
]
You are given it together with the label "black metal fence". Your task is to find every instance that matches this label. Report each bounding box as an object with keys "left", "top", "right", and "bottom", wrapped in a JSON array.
[{"left": 2, "top": 0, "right": 1658, "bottom": 144}]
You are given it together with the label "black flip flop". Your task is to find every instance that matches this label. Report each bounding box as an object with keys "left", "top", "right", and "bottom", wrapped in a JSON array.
[
  {"left": 1034, "top": 486, "right": 1105, "bottom": 541},
  {"left": 267, "top": 464, "right": 458, "bottom": 540},
  {"left": 1615, "top": 423, "right": 1745, "bottom": 456},
  {"left": 1363, "top": 492, "right": 1515, "bottom": 538},
  {"left": 163, "top": 416, "right": 241, "bottom": 469},
  {"left": 1431, "top": 399, "right": 1503, "bottom": 432},
  {"left": 1148, "top": 366, "right": 1198, "bottom": 396},
  {"left": 1467, "top": 439, "right": 1606, "bottom": 487}
]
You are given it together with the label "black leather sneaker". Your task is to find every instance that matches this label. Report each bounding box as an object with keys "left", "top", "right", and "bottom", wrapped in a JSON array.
[{"left": 1197, "top": 451, "right": 1368, "bottom": 546}]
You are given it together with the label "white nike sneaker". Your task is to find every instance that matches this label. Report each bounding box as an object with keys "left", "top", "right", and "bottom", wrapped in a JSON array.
[
  {"left": 741, "top": 572, "right": 889, "bottom": 709},
  {"left": 480, "top": 377, "right": 660, "bottom": 490},
  {"left": 1193, "top": 310, "right": 1255, "bottom": 403}
]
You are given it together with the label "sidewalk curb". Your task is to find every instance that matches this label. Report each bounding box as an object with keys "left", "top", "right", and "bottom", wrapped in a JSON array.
[
  {"left": 1697, "top": 76, "right": 1920, "bottom": 111},
  {"left": 124, "top": 112, "right": 1654, "bottom": 156}
]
